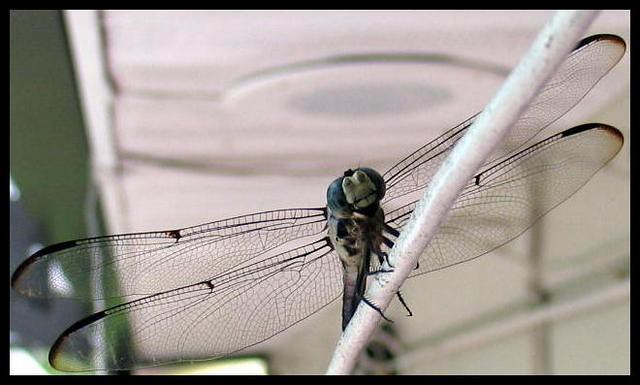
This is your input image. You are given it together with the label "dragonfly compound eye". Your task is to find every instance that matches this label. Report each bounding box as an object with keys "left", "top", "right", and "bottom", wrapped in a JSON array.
[{"left": 327, "top": 177, "right": 350, "bottom": 215}]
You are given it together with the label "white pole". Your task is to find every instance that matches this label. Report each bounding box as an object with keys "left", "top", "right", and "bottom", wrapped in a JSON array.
[{"left": 326, "top": 10, "right": 599, "bottom": 374}]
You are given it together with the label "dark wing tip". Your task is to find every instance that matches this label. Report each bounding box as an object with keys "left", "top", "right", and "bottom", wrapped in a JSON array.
[
  {"left": 11, "top": 240, "right": 80, "bottom": 293},
  {"left": 48, "top": 333, "right": 70, "bottom": 371},
  {"left": 49, "top": 310, "right": 108, "bottom": 372},
  {"left": 561, "top": 123, "right": 623, "bottom": 145},
  {"left": 576, "top": 34, "right": 626, "bottom": 53}
]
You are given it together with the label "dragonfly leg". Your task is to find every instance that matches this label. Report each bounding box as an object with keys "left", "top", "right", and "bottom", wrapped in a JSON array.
[
  {"left": 368, "top": 262, "right": 418, "bottom": 277},
  {"left": 368, "top": 267, "right": 394, "bottom": 276},
  {"left": 357, "top": 291, "right": 411, "bottom": 323},
  {"left": 368, "top": 249, "right": 394, "bottom": 276},
  {"left": 383, "top": 223, "right": 400, "bottom": 238},
  {"left": 377, "top": 235, "right": 419, "bottom": 271},
  {"left": 360, "top": 296, "right": 394, "bottom": 324},
  {"left": 382, "top": 236, "right": 395, "bottom": 249},
  {"left": 372, "top": 246, "right": 392, "bottom": 266},
  {"left": 381, "top": 230, "right": 420, "bottom": 271},
  {"left": 396, "top": 291, "right": 413, "bottom": 317},
  {"left": 375, "top": 241, "right": 396, "bottom": 268}
]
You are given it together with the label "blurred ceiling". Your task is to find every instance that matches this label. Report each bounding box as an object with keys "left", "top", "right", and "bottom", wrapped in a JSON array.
[{"left": 64, "top": 10, "right": 629, "bottom": 374}]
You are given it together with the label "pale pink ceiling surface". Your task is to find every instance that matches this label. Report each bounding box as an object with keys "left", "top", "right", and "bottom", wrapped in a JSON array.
[{"left": 93, "top": 11, "right": 629, "bottom": 373}]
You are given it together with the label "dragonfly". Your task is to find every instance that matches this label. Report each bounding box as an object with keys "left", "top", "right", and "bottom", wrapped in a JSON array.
[{"left": 11, "top": 34, "right": 626, "bottom": 372}]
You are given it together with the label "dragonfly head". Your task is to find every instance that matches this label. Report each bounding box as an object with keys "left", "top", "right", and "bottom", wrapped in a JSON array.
[{"left": 327, "top": 167, "right": 386, "bottom": 216}]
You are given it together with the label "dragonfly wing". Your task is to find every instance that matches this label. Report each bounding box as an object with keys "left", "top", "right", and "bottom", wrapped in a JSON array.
[
  {"left": 11, "top": 207, "right": 327, "bottom": 302},
  {"left": 383, "top": 124, "right": 623, "bottom": 276},
  {"left": 48, "top": 239, "right": 342, "bottom": 371},
  {"left": 383, "top": 34, "right": 625, "bottom": 205}
]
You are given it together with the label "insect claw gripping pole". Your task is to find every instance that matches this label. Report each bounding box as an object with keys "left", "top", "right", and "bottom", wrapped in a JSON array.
[
  {"left": 367, "top": 266, "right": 414, "bottom": 318},
  {"left": 360, "top": 296, "right": 394, "bottom": 324}
]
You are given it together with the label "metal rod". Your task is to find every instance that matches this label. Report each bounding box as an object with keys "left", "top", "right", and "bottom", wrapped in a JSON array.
[
  {"left": 325, "top": 10, "right": 599, "bottom": 374},
  {"left": 528, "top": 182, "right": 552, "bottom": 373}
]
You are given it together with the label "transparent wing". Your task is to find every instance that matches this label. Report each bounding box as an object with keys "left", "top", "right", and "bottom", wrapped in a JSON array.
[
  {"left": 48, "top": 239, "right": 343, "bottom": 371},
  {"left": 383, "top": 34, "right": 625, "bottom": 205},
  {"left": 383, "top": 124, "right": 623, "bottom": 276},
  {"left": 11, "top": 207, "right": 328, "bottom": 302}
]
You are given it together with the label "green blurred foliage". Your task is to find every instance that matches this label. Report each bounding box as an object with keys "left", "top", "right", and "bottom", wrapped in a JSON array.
[{"left": 10, "top": 10, "right": 89, "bottom": 242}]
